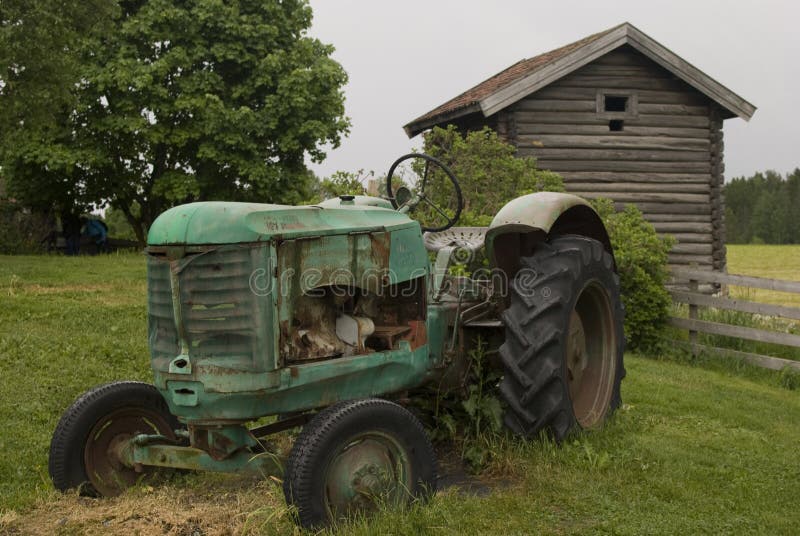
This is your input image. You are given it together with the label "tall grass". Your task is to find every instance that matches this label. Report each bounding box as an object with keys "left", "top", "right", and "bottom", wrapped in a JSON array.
[{"left": 669, "top": 300, "right": 800, "bottom": 363}]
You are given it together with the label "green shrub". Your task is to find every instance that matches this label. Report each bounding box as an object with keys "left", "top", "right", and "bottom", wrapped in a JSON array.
[{"left": 592, "top": 199, "right": 674, "bottom": 352}]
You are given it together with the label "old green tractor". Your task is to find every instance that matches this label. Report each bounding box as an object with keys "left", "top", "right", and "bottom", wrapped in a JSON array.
[{"left": 49, "top": 154, "right": 624, "bottom": 528}]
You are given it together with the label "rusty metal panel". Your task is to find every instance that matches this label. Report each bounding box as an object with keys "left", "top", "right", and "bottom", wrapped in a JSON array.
[
  {"left": 278, "top": 233, "right": 390, "bottom": 294},
  {"left": 147, "top": 258, "right": 180, "bottom": 362},
  {"left": 387, "top": 225, "right": 429, "bottom": 284},
  {"left": 276, "top": 232, "right": 392, "bottom": 362}
]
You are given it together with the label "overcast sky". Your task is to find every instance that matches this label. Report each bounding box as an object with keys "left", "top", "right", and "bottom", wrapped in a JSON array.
[{"left": 306, "top": 0, "right": 799, "bottom": 182}]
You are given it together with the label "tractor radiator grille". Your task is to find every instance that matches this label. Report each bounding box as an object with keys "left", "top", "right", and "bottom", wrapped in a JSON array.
[
  {"left": 179, "top": 248, "right": 258, "bottom": 362},
  {"left": 147, "top": 246, "right": 265, "bottom": 367}
]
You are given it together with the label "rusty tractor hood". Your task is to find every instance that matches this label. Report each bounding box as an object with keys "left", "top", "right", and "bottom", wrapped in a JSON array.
[{"left": 147, "top": 201, "right": 417, "bottom": 245}]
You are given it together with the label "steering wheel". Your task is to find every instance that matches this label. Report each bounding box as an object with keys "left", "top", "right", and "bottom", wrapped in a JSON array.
[{"left": 386, "top": 153, "right": 463, "bottom": 233}]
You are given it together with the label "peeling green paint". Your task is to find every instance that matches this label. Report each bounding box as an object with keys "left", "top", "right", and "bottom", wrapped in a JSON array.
[
  {"left": 484, "top": 192, "right": 596, "bottom": 260},
  {"left": 147, "top": 201, "right": 415, "bottom": 245}
]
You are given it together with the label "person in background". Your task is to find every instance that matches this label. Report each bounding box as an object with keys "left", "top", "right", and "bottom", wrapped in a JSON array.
[
  {"left": 83, "top": 218, "right": 109, "bottom": 253},
  {"left": 62, "top": 211, "right": 82, "bottom": 256}
]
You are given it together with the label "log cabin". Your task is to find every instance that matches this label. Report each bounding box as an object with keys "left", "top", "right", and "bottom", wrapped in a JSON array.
[{"left": 403, "top": 22, "right": 756, "bottom": 272}]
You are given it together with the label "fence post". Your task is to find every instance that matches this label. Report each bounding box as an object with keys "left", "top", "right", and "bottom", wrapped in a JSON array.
[
  {"left": 667, "top": 266, "right": 800, "bottom": 371},
  {"left": 689, "top": 263, "right": 698, "bottom": 356}
]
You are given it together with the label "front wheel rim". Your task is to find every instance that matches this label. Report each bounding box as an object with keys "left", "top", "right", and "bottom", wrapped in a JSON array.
[
  {"left": 83, "top": 407, "right": 173, "bottom": 496},
  {"left": 324, "top": 432, "right": 412, "bottom": 520},
  {"left": 565, "top": 280, "right": 618, "bottom": 428}
]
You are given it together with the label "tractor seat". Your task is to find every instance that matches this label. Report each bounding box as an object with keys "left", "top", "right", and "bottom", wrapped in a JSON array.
[{"left": 423, "top": 227, "right": 488, "bottom": 254}]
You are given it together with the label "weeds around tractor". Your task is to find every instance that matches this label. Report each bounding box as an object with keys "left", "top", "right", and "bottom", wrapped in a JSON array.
[{"left": 423, "top": 340, "right": 501, "bottom": 468}]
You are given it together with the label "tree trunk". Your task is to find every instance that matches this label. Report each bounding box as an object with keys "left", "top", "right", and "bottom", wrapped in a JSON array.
[{"left": 119, "top": 204, "right": 146, "bottom": 247}]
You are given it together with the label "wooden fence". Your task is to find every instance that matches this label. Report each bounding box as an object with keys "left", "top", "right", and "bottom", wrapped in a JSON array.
[{"left": 668, "top": 267, "right": 800, "bottom": 372}]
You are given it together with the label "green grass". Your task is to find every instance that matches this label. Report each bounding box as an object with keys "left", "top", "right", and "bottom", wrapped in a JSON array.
[
  {"left": 668, "top": 244, "right": 800, "bottom": 362},
  {"left": 333, "top": 356, "right": 800, "bottom": 534},
  {"left": 2, "top": 254, "right": 800, "bottom": 534},
  {"left": 727, "top": 244, "right": 800, "bottom": 308},
  {"left": 0, "top": 254, "right": 154, "bottom": 509}
]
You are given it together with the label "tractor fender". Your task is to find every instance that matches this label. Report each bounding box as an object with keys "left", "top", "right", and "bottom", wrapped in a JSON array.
[{"left": 484, "top": 192, "right": 616, "bottom": 274}]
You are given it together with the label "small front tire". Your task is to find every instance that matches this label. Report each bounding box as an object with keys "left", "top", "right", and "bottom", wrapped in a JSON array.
[
  {"left": 48, "top": 381, "right": 180, "bottom": 497},
  {"left": 283, "top": 398, "right": 437, "bottom": 529}
]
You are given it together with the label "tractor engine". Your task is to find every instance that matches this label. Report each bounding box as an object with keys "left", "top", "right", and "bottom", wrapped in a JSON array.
[{"left": 143, "top": 200, "right": 437, "bottom": 424}]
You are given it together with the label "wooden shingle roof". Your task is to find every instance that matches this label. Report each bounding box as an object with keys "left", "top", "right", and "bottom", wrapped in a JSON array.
[{"left": 404, "top": 22, "right": 756, "bottom": 137}]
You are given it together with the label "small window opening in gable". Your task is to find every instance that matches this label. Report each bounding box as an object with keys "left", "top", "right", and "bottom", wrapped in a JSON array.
[
  {"left": 604, "top": 95, "right": 628, "bottom": 112},
  {"left": 609, "top": 119, "right": 624, "bottom": 132}
]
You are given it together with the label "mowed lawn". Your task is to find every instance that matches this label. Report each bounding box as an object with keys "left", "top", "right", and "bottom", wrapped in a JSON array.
[{"left": 1, "top": 253, "right": 800, "bottom": 534}]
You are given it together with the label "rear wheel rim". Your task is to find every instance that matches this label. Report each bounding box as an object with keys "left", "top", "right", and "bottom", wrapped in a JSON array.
[
  {"left": 565, "top": 280, "right": 617, "bottom": 428},
  {"left": 83, "top": 408, "right": 174, "bottom": 496},
  {"left": 324, "top": 432, "right": 411, "bottom": 521}
]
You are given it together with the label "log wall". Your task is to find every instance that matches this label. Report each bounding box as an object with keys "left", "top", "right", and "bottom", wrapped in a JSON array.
[{"left": 506, "top": 45, "right": 722, "bottom": 269}]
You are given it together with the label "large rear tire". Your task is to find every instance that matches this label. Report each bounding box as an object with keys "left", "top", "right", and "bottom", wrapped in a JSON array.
[{"left": 499, "top": 235, "right": 625, "bottom": 441}]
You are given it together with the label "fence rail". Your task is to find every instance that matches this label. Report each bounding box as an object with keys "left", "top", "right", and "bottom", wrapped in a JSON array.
[{"left": 668, "top": 267, "right": 800, "bottom": 372}]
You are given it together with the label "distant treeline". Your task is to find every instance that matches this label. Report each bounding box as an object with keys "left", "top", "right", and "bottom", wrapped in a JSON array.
[{"left": 724, "top": 169, "right": 800, "bottom": 244}]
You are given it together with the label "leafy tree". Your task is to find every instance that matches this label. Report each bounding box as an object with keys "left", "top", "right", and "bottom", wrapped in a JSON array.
[
  {"left": 0, "top": 199, "right": 53, "bottom": 253},
  {"left": 724, "top": 175, "right": 758, "bottom": 243},
  {"left": 104, "top": 205, "right": 139, "bottom": 241},
  {"left": 1, "top": 0, "right": 117, "bottom": 218},
  {"left": 725, "top": 169, "right": 800, "bottom": 244},
  {"left": 786, "top": 169, "right": 800, "bottom": 242},
  {"left": 315, "top": 170, "right": 369, "bottom": 201},
  {"left": 1, "top": 0, "right": 350, "bottom": 244},
  {"left": 0, "top": 0, "right": 116, "bottom": 136}
]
